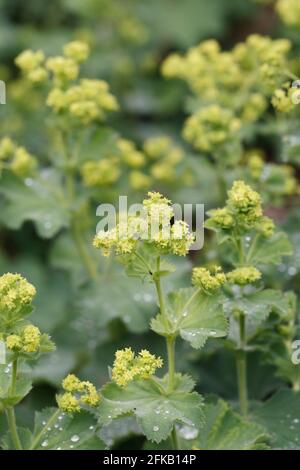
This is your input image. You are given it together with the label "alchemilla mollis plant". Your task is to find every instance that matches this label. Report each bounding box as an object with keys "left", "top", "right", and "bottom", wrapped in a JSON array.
[{"left": 0, "top": 0, "right": 300, "bottom": 451}]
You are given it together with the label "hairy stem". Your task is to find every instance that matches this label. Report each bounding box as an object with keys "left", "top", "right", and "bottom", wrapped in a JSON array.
[
  {"left": 6, "top": 360, "right": 22, "bottom": 450},
  {"left": 6, "top": 407, "right": 22, "bottom": 450},
  {"left": 62, "top": 131, "right": 99, "bottom": 281},
  {"left": 10, "top": 359, "right": 18, "bottom": 395},
  {"left": 71, "top": 219, "right": 99, "bottom": 281},
  {"left": 153, "top": 257, "right": 179, "bottom": 449},
  {"left": 236, "top": 313, "right": 248, "bottom": 416}
]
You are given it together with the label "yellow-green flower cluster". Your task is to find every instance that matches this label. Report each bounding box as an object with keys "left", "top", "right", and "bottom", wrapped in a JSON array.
[
  {"left": 183, "top": 105, "right": 241, "bottom": 154},
  {"left": 206, "top": 208, "right": 234, "bottom": 230},
  {"left": 15, "top": 49, "right": 47, "bottom": 83},
  {"left": 112, "top": 348, "right": 163, "bottom": 387},
  {"left": 162, "top": 35, "right": 290, "bottom": 121},
  {"left": 63, "top": 41, "right": 90, "bottom": 63},
  {"left": 258, "top": 216, "right": 275, "bottom": 237},
  {"left": 227, "top": 267, "right": 262, "bottom": 285},
  {"left": 6, "top": 324, "right": 41, "bottom": 353},
  {"left": 276, "top": 0, "right": 300, "bottom": 28},
  {"left": 0, "top": 273, "right": 36, "bottom": 315},
  {"left": 119, "top": 17, "right": 149, "bottom": 45},
  {"left": 93, "top": 192, "right": 195, "bottom": 257},
  {"left": 117, "top": 139, "right": 146, "bottom": 168},
  {"left": 129, "top": 171, "right": 152, "bottom": 191},
  {"left": 192, "top": 266, "right": 226, "bottom": 294},
  {"left": 272, "top": 87, "right": 296, "bottom": 113},
  {"left": 80, "top": 157, "right": 120, "bottom": 187},
  {"left": 46, "top": 56, "right": 79, "bottom": 83},
  {"left": 227, "top": 180, "right": 263, "bottom": 227},
  {"left": 57, "top": 374, "right": 100, "bottom": 413},
  {"left": 143, "top": 136, "right": 184, "bottom": 183},
  {"left": 47, "top": 79, "right": 118, "bottom": 124},
  {"left": 246, "top": 150, "right": 265, "bottom": 180},
  {"left": 206, "top": 181, "right": 272, "bottom": 233},
  {"left": 0, "top": 137, "right": 37, "bottom": 177}
]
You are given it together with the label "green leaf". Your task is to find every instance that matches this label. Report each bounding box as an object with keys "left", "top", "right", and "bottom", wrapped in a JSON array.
[
  {"left": 195, "top": 399, "right": 269, "bottom": 450},
  {"left": 252, "top": 390, "right": 300, "bottom": 450},
  {"left": 99, "top": 417, "right": 141, "bottom": 447},
  {"left": 247, "top": 232, "right": 293, "bottom": 266},
  {"left": 224, "top": 289, "right": 290, "bottom": 323},
  {"left": 0, "top": 365, "right": 32, "bottom": 406},
  {"left": 75, "top": 274, "right": 155, "bottom": 333},
  {"left": 151, "top": 288, "right": 228, "bottom": 349},
  {"left": 1, "top": 427, "right": 33, "bottom": 450},
  {"left": 97, "top": 374, "right": 204, "bottom": 443},
  {"left": 32, "top": 407, "right": 105, "bottom": 450},
  {"left": 0, "top": 170, "right": 70, "bottom": 238}
]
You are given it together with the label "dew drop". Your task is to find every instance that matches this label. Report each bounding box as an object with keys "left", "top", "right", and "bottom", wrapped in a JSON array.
[
  {"left": 179, "top": 425, "right": 199, "bottom": 440},
  {"left": 41, "top": 440, "right": 48, "bottom": 448},
  {"left": 57, "top": 447, "right": 61, "bottom": 450},
  {"left": 293, "top": 418, "right": 299, "bottom": 424},
  {"left": 153, "top": 426, "right": 159, "bottom": 432},
  {"left": 70, "top": 435, "right": 80, "bottom": 443},
  {"left": 89, "top": 425, "right": 94, "bottom": 430},
  {"left": 209, "top": 330, "right": 217, "bottom": 336}
]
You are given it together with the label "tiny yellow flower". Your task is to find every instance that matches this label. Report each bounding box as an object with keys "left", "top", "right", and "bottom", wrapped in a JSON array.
[{"left": 57, "top": 392, "right": 81, "bottom": 413}]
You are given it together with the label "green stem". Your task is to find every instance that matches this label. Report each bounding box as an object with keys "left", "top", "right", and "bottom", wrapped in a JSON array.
[
  {"left": 10, "top": 359, "right": 18, "bottom": 395},
  {"left": 171, "top": 427, "right": 180, "bottom": 450},
  {"left": 236, "top": 313, "right": 248, "bottom": 416},
  {"left": 30, "top": 409, "right": 61, "bottom": 450},
  {"left": 153, "top": 257, "right": 179, "bottom": 450},
  {"left": 62, "top": 131, "right": 99, "bottom": 281},
  {"left": 6, "top": 407, "right": 22, "bottom": 450},
  {"left": 6, "top": 359, "right": 22, "bottom": 450},
  {"left": 166, "top": 337, "right": 175, "bottom": 393},
  {"left": 246, "top": 233, "right": 260, "bottom": 264},
  {"left": 215, "top": 158, "right": 227, "bottom": 202},
  {"left": 71, "top": 219, "right": 99, "bottom": 281}
]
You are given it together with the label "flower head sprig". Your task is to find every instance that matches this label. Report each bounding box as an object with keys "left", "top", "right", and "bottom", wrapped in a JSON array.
[
  {"left": 5, "top": 324, "right": 55, "bottom": 355},
  {"left": 0, "top": 138, "right": 37, "bottom": 178},
  {"left": 93, "top": 192, "right": 195, "bottom": 258},
  {"left": 47, "top": 79, "right": 118, "bottom": 125},
  {"left": 183, "top": 105, "right": 241, "bottom": 154},
  {"left": 205, "top": 180, "right": 275, "bottom": 235},
  {"left": 192, "top": 266, "right": 226, "bottom": 294},
  {"left": 57, "top": 374, "right": 100, "bottom": 413},
  {"left": 15, "top": 49, "right": 47, "bottom": 83},
  {"left": 80, "top": 158, "right": 120, "bottom": 187},
  {"left": 276, "top": 0, "right": 300, "bottom": 28},
  {"left": 227, "top": 267, "right": 262, "bottom": 286},
  {"left": 111, "top": 348, "right": 163, "bottom": 388},
  {"left": 0, "top": 273, "right": 36, "bottom": 318},
  {"left": 162, "top": 34, "right": 291, "bottom": 121}
]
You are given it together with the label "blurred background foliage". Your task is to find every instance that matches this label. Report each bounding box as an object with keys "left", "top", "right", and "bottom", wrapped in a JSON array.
[{"left": 0, "top": 0, "right": 299, "bottom": 448}]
